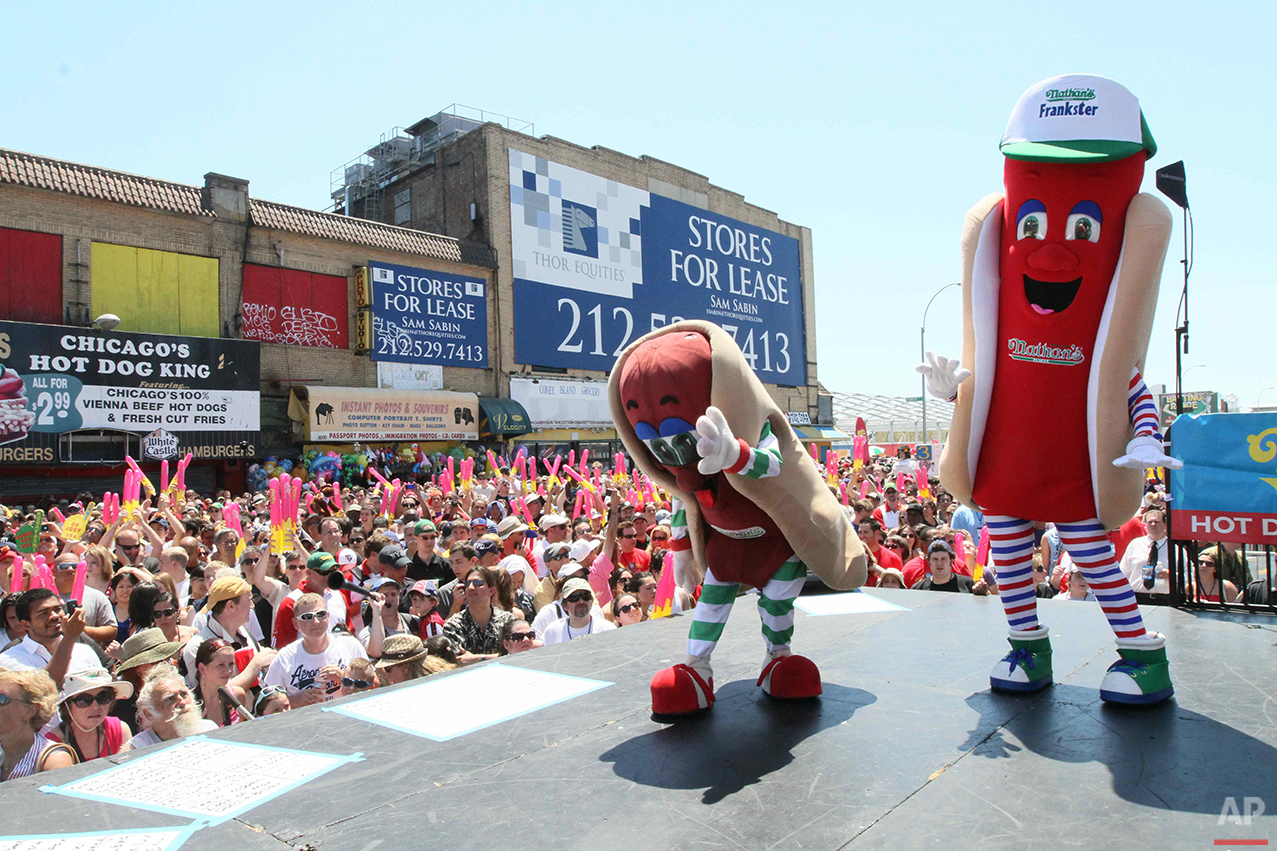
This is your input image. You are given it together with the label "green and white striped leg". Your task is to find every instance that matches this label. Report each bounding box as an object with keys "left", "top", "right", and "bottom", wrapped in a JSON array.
[
  {"left": 758, "top": 557, "right": 805, "bottom": 661},
  {"left": 685, "top": 566, "right": 740, "bottom": 682}
]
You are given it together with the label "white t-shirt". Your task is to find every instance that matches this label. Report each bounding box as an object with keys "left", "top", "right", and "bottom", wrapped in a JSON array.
[
  {"left": 262, "top": 634, "right": 368, "bottom": 700},
  {"left": 541, "top": 613, "right": 615, "bottom": 646},
  {"left": 126, "top": 719, "right": 217, "bottom": 751}
]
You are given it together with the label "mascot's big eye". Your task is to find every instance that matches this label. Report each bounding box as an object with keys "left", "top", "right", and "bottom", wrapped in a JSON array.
[
  {"left": 1015, "top": 200, "right": 1047, "bottom": 240},
  {"left": 1065, "top": 201, "right": 1102, "bottom": 243}
]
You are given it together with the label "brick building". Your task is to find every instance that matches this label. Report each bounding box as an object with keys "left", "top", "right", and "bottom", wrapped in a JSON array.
[
  {"left": 333, "top": 106, "right": 836, "bottom": 452},
  {"left": 0, "top": 148, "right": 496, "bottom": 497}
]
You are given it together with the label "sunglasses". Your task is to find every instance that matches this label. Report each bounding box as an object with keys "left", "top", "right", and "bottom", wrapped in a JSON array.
[
  {"left": 54, "top": 562, "right": 79, "bottom": 571},
  {"left": 297, "top": 610, "right": 329, "bottom": 622},
  {"left": 618, "top": 602, "right": 639, "bottom": 614},
  {"left": 465, "top": 579, "right": 488, "bottom": 588},
  {"left": 70, "top": 689, "right": 116, "bottom": 708},
  {"left": 420, "top": 535, "right": 437, "bottom": 541},
  {"left": 565, "top": 592, "right": 592, "bottom": 603},
  {"left": 152, "top": 607, "right": 178, "bottom": 619},
  {"left": 508, "top": 632, "right": 535, "bottom": 643},
  {"left": 120, "top": 544, "right": 141, "bottom": 552},
  {"left": 0, "top": 694, "right": 15, "bottom": 706},
  {"left": 651, "top": 536, "right": 668, "bottom": 543},
  {"left": 242, "top": 558, "right": 259, "bottom": 565},
  {"left": 1198, "top": 560, "right": 1216, "bottom": 567},
  {"left": 349, "top": 537, "right": 366, "bottom": 544},
  {"left": 341, "top": 677, "right": 373, "bottom": 689},
  {"left": 620, "top": 534, "right": 637, "bottom": 540}
]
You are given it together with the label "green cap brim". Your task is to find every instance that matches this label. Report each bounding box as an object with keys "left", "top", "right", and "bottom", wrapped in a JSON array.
[{"left": 1002, "top": 112, "right": 1156, "bottom": 163}]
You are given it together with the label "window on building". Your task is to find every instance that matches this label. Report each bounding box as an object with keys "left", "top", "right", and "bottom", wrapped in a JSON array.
[
  {"left": 394, "top": 188, "right": 412, "bottom": 225},
  {"left": 90, "top": 243, "right": 219, "bottom": 337},
  {"left": 0, "top": 226, "right": 62, "bottom": 324}
]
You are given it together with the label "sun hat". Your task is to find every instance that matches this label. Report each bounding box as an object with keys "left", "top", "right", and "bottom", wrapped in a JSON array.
[
  {"left": 537, "top": 513, "right": 569, "bottom": 532},
  {"left": 499, "top": 555, "right": 531, "bottom": 577},
  {"left": 878, "top": 568, "right": 908, "bottom": 588},
  {"left": 1001, "top": 73, "right": 1156, "bottom": 163},
  {"left": 375, "top": 634, "right": 430, "bottom": 669},
  {"left": 58, "top": 668, "right": 133, "bottom": 705},
  {"left": 496, "top": 516, "right": 530, "bottom": 540},
  {"left": 116, "top": 628, "right": 186, "bottom": 673}
]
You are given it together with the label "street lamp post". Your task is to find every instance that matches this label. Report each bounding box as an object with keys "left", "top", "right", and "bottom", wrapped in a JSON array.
[{"left": 921, "top": 282, "right": 961, "bottom": 450}]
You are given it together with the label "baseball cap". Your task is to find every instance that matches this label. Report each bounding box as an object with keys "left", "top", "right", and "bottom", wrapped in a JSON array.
[
  {"left": 557, "top": 560, "right": 589, "bottom": 580},
  {"left": 473, "top": 539, "right": 501, "bottom": 558},
  {"left": 496, "top": 516, "right": 530, "bottom": 540},
  {"left": 560, "top": 577, "right": 593, "bottom": 600},
  {"left": 371, "top": 576, "right": 401, "bottom": 591},
  {"left": 414, "top": 520, "right": 437, "bottom": 535},
  {"left": 408, "top": 580, "right": 439, "bottom": 598},
  {"left": 1001, "top": 74, "right": 1156, "bottom": 163},
  {"left": 307, "top": 552, "right": 338, "bottom": 574},
  {"left": 927, "top": 540, "right": 955, "bottom": 557},
  {"left": 543, "top": 542, "right": 572, "bottom": 561},
  {"left": 537, "top": 513, "right": 569, "bottom": 532},
  {"left": 201, "top": 575, "right": 252, "bottom": 613},
  {"left": 378, "top": 545, "right": 411, "bottom": 571},
  {"left": 569, "top": 538, "right": 601, "bottom": 562},
  {"left": 337, "top": 548, "right": 359, "bottom": 567},
  {"left": 499, "top": 555, "right": 531, "bottom": 577},
  {"left": 883, "top": 484, "right": 898, "bottom": 493}
]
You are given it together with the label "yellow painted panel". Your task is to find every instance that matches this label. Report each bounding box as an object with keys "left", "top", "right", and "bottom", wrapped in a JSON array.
[
  {"left": 176, "top": 252, "right": 219, "bottom": 337},
  {"left": 90, "top": 243, "right": 141, "bottom": 330},
  {"left": 91, "top": 243, "right": 217, "bottom": 336}
]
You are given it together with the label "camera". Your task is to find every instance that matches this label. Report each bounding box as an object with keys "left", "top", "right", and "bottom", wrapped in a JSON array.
[{"left": 63, "top": 599, "right": 78, "bottom": 616}]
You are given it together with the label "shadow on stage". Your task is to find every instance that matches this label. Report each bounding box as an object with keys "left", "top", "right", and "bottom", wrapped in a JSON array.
[
  {"left": 598, "top": 680, "right": 877, "bottom": 804},
  {"left": 959, "top": 685, "right": 1277, "bottom": 814}
]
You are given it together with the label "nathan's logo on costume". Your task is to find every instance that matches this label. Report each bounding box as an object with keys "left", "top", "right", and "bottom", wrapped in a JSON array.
[
  {"left": 1044, "top": 87, "right": 1096, "bottom": 102},
  {"left": 561, "top": 200, "right": 598, "bottom": 258},
  {"left": 1006, "top": 338, "right": 1085, "bottom": 366},
  {"left": 709, "top": 524, "right": 767, "bottom": 540}
]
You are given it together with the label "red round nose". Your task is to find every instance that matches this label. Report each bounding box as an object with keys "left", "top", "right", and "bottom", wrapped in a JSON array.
[{"left": 1026, "top": 243, "right": 1079, "bottom": 274}]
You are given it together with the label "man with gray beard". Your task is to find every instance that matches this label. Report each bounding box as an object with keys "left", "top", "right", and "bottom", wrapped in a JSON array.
[{"left": 120, "top": 665, "right": 216, "bottom": 751}]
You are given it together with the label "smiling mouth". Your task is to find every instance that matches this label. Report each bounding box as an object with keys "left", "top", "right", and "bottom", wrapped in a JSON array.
[{"left": 1023, "top": 275, "right": 1082, "bottom": 315}]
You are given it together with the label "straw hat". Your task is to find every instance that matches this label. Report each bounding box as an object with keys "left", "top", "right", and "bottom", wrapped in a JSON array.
[
  {"left": 116, "top": 628, "right": 185, "bottom": 673},
  {"left": 375, "top": 634, "right": 430, "bottom": 669}
]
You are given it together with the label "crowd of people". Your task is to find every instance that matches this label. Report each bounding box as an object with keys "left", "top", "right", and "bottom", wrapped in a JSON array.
[{"left": 0, "top": 445, "right": 1265, "bottom": 780}]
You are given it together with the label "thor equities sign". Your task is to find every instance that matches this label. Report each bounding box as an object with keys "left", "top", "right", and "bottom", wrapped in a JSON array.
[
  {"left": 1170, "top": 412, "right": 1277, "bottom": 545},
  {"left": 508, "top": 148, "right": 806, "bottom": 384},
  {"left": 0, "top": 320, "right": 259, "bottom": 462}
]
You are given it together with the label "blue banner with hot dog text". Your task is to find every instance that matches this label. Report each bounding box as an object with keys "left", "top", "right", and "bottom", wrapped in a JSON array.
[{"left": 1169, "top": 412, "right": 1277, "bottom": 544}]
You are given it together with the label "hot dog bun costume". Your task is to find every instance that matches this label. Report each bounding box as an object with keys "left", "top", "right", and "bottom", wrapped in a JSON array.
[
  {"left": 920, "top": 75, "right": 1178, "bottom": 705},
  {"left": 610, "top": 320, "right": 866, "bottom": 715}
]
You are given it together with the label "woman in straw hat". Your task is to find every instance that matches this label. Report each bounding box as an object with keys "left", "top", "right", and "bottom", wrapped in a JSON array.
[
  {"left": 48, "top": 668, "right": 133, "bottom": 762},
  {"left": 375, "top": 634, "right": 452, "bottom": 686}
]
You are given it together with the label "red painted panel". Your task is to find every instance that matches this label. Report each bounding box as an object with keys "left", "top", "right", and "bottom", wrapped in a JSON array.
[
  {"left": 241, "top": 263, "right": 347, "bottom": 348},
  {"left": 0, "top": 227, "right": 62, "bottom": 323}
]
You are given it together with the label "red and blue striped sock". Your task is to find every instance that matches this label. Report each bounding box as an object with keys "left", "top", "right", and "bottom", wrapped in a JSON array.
[
  {"left": 1057, "top": 518, "right": 1147, "bottom": 640},
  {"left": 987, "top": 515, "right": 1038, "bottom": 631}
]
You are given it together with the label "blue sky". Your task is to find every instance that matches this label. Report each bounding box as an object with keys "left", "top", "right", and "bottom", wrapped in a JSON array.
[{"left": 3, "top": 2, "right": 1273, "bottom": 409}]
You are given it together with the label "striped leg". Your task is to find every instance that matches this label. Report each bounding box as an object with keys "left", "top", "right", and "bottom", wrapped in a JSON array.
[
  {"left": 757, "top": 556, "right": 806, "bottom": 655},
  {"left": 686, "top": 566, "right": 739, "bottom": 661},
  {"left": 756, "top": 556, "right": 822, "bottom": 698},
  {"left": 986, "top": 515, "right": 1038, "bottom": 631},
  {"left": 1056, "top": 519, "right": 1147, "bottom": 640}
]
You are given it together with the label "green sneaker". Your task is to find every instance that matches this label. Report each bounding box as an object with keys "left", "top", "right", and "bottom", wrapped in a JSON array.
[
  {"left": 1100, "top": 634, "right": 1174, "bottom": 705},
  {"left": 990, "top": 625, "right": 1053, "bottom": 693}
]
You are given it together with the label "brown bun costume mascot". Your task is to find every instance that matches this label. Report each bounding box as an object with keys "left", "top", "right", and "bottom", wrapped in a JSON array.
[
  {"left": 610, "top": 320, "right": 866, "bottom": 715},
  {"left": 917, "top": 74, "right": 1180, "bottom": 705}
]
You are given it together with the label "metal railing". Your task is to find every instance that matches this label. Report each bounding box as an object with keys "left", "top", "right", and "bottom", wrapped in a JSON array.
[{"left": 1167, "top": 538, "right": 1276, "bottom": 614}]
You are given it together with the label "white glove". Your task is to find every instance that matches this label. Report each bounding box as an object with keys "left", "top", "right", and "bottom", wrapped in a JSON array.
[
  {"left": 915, "top": 351, "right": 971, "bottom": 401},
  {"left": 695, "top": 406, "right": 739, "bottom": 476},
  {"left": 1112, "top": 435, "right": 1184, "bottom": 470}
]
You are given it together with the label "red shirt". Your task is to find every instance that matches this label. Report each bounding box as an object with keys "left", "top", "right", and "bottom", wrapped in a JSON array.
[{"left": 617, "top": 548, "right": 651, "bottom": 572}]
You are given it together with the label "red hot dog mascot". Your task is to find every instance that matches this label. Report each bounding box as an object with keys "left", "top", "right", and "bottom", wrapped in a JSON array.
[
  {"left": 610, "top": 321, "right": 866, "bottom": 715},
  {"left": 918, "top": 74, "right": 1181, "bottom": 705}
]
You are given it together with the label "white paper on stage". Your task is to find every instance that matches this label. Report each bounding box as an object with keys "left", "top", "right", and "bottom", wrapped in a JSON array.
[
  {"left": 794, "top": 590, "right": 911, "bottom": 616},
  {"left": 43, "top": 737, "right": 356, "bottom": 821},
  {"left": 0, "top": 827, "right": 188, "bottom": 851},
  {"left": 329, "top": 663, "right": 612, "bottom": 741}
]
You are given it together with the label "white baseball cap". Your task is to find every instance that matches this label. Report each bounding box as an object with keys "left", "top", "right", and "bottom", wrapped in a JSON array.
[
  {"left": 569, "top": 538, "right": 601, "bottom": 562},
  {"left": 1000, "top": 74, "right": 1156, "bottom": 163}
]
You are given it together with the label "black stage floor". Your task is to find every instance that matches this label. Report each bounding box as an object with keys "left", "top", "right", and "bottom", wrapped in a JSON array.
[{"left": 3, "top": 589, "right": 1275, "bottom": 850}]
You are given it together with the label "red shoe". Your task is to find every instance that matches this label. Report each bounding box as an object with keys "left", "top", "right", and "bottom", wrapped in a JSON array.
[
  {"left": 651, "top": 664, "right": 715, "bottom": 715},
  {"left": 757, "top": 654, "right": 822, "bottom": 699}
]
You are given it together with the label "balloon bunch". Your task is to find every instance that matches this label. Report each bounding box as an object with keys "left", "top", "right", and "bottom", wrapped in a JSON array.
[
  {"left": 124, "top": 457, "right": 155, "bottom": 500},
  {"left": 102, "top": 492, "right": 121, "bottom": 525},
  {"left": 269, "top": 472, "right": 302, "bottom": 551},
  {"left": 121, "top": 468, "right": 143, "bottom": 516},
  {"left": 915, "top": 465, "right": 931, "bottom": 499}
]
